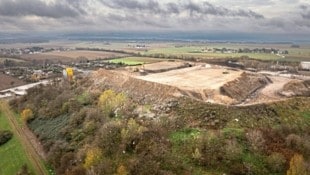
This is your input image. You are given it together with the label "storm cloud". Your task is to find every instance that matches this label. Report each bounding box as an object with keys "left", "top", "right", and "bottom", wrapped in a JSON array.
[
  {"left": 0, "top": 0, "right": 309, "bottom": 34},
  {"left": 0, "top": 0, "right": 84, "bottom": 18},
  {"left": 100, "top": 0, "right": 264, "bottom": 19},
  {"left": 300, "top": 5, "right": 310, "bottom": 19}
]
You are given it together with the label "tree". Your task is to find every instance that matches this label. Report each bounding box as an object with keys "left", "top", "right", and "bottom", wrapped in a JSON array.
[
  {"left": 98, "top": 90, "right": 127, "bottom": 117},
  {"left": 0, "top": 130, "right": 13, "bottom": 145},
  {"left": 116, "top": 165, "right": 129, "bottom": 175},
  {"left": 287, "top": 154, "right": 308, "bottom": 175},
  {"left": 21, "top": 108, "right": 34, "bottom": 123},
  {"left": 84, "top": 147, "right": 102, "bottom": 169}
]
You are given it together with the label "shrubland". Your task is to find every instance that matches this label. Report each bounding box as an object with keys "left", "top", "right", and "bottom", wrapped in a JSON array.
[{"left": 9, "top": 76, "right": 310, "bottom": 175}]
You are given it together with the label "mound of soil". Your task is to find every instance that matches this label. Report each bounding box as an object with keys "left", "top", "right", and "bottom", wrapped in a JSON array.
[
  {"left": 280, "top": 80, "right": 310, "bottom": 97},
  {"left": 91, "top": 69, "right": 180, "bottom": 104},
  {"left": 220, "top": 72, "right": 271, "bottom": 103}
]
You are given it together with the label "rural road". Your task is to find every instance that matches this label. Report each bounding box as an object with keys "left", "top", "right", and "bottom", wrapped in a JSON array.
[
  {"left": 0, "top": 80, "right": 49, "bottom": 99},
  {"left": 0, "top": 101, "right": 48, "bottom": 175}
]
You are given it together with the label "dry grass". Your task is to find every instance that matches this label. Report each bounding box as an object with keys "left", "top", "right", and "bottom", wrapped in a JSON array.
[
  {"left": 21, "top": 50, "right": 128, "bottom": 62},
  {"left": 0, "top": 73, "right": 26, "bottom": 91}
]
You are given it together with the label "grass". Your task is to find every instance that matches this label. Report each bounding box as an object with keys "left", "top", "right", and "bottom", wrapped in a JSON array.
[
  {"left": 144, "top": 45, "right": 310, "bottom": 61},
  {"left": 0, "top": 111, "right": 35, "bottom": 175},
  {"left": 169, "top": 128, "right": 201, "bottom": 144},
  {"left": 108, "top": 57, "right": 163, "bottom": 65}
]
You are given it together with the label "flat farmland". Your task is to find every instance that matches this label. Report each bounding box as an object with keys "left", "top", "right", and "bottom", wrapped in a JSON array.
[
  {"left": 144, "top": 44, "right": 310, "bottom": 61},
  {"left": 108, "top": 57, "right": 165, "bottom": 65},
  {"left": 21, "top": 50, "right": 128, "bottom": 62},
  {"left": 0, "top": 73, "right": 26, "bottom": 91}
]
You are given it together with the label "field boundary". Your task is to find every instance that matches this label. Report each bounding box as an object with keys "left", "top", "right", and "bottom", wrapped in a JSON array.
[{"left": 0, "top": 101, "right": 48, "bottom": 175}]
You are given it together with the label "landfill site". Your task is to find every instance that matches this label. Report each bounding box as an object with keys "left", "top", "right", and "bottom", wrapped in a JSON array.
[{"left": 91, "top": 61, "right": 310, "bottom": 106}]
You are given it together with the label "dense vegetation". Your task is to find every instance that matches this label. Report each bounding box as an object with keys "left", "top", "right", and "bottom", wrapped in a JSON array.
[
  {"left": 10, "top": 77, "right": 310, "bottom": 175},
  {"left": 0, "top": 130, "right": 13, "bottom": 145}
]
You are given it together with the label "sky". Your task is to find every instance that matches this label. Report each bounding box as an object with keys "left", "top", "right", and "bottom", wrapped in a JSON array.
[{"left": 0, "top": 0, "right": 309, "bottom": 35}]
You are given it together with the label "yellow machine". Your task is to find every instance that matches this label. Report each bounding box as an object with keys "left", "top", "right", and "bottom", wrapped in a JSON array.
[{"left": 63, "top": 67, "right": 74, "bottom": 81}]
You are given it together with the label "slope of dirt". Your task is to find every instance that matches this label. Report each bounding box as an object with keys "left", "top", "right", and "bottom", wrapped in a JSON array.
[
  {"left": 280, "top": 80, "right": 310, "bottom": 97},
  {"left": 220, "top": 72, "right": 271, "bottom": 103},
  {"left": 91, "top": 69, "right": 180, "bottom": 103},
  {"left": 240, "top": 76, "right": 293, "bottom": 105}
]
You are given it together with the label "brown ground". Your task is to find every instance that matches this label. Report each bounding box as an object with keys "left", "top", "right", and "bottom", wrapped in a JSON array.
[
  {"left": 91, "top": 61, "right": 310, "bottom": 105},
  {"left": 0, "top": 73, "right": 26, "bottom": 91},
  {"left": 139, "top": 61, "right": 189, "bottom": 73},
  {"left": 137, "top": 65, "right": 242, "bottom": 90},
  {"left": 21, "top": 50, "right": 128, "bottom": 62}
]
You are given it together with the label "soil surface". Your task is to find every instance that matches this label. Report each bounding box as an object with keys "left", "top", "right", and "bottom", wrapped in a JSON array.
[{"left": 0, "top": 73, "right": 26, "bottom": 91}]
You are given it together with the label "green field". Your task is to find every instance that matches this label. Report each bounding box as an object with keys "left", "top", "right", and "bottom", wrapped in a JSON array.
[
  {"left": 108, "top": 57, "right": 163, "bottom": 65},
  {"left": 144, "top": 44, "right": 310, "bottom": 61},
  {"left": 0, "top": 111, "right": 35, "bottom": 175}
]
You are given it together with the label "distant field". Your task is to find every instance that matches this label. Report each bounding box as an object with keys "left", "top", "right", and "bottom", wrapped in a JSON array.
[
  {"left": 0, "top": 111, "right": 35, "bottom": 175},
  {"left": 144, "top": 44, "right": 310, "bottom": 61},
  {"left": 0, "top": 57, "right": 25, "bottom": 64},
  {"left": 0, "top": 73, "right": 26, "bottom": 91},
  {"left": 21, "top": 50, "right": 128, "bottom": 62},
  {"left": 108, "top": 57, "right": 164, "bottom": 65}
]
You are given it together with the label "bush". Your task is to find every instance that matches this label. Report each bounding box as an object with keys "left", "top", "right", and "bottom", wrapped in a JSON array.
[
  {"left": 286, "top": 134, "right": 310, "bottom": 159},
  {"left": 84, "top": 147, "right": 102, "bottom": 169},
  {"left": 98, "top": 90, "right": 127, "bottom": 117},
  {"left": 0, "top": 130, "right": 13, "bottom": 145},
  {"left": 21, "top": 108, "right": 34, "bottom": 123},
  {"left": 246, "top": 129, "right": 266, "bottom": 152},
  {"left": 287, "top": 154, "right": 308, "bottom": 175},
  {"left": 266, "top": 152, "right": 286, "bottom": 173},
  {"left": 16, "top": 164, "right": 31, "bottom": 175}
]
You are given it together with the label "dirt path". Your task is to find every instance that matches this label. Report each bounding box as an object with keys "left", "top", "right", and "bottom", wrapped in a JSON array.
[{"left": 0, "top": 101, "right": 47, "bottom": 175}]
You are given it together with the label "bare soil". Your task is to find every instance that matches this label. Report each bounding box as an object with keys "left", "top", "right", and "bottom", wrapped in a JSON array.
[
  {"left": 0, "top": 73, "right": 26, "bottom": 91},
  {"left": 21, "top": 50, "right": 128, "bottom": 62},
  {"left": 90, "top": 62, "right": 310, "bottom": 105}
]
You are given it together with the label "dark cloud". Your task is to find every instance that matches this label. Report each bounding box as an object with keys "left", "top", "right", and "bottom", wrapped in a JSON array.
[
  {"left": 300, "top": 5, "right": 310, "bottom": 19},
  {"left": 0, "top": 0, "right": 85, "bottom": 18},
  {"left": 101, "top": 0, "right": 162, "bottom": 14},
  {"left": 100, "top": 0, "right": 264, "bottom": 19}
]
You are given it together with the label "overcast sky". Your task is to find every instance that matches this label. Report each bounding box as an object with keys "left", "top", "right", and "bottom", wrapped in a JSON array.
[{"left": 0, "top": 0, "right": 309, "bottom": 34}]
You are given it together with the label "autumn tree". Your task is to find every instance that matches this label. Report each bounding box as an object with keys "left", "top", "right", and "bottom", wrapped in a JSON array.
[
  {"left": 84, "top": 147, "right": 102, "bottom": 169},
  {"left": 98, "top": 90, "right": 127, "bottom": 117},
  {"left": 116, "top": 165, "right": 129, "bottom": 175},
  {"left": 21, "top": 108, "right": 34, "bottom": 123},
  {"left": 287, "top": 154, "right": 308, "bottom": 175}
]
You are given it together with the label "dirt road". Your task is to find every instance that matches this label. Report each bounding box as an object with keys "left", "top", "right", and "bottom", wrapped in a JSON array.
[{"left": 0, "top": 101, "right": 47, "bottom": 175}]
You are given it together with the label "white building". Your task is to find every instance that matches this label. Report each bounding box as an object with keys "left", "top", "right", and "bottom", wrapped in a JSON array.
[{"left": 300, "top": 62, "right": 310, "bottom": 70}]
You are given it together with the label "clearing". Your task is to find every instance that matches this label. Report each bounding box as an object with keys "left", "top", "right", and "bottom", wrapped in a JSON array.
[{"left": 0, "top": 73, "right": 26, "bottom": 91}]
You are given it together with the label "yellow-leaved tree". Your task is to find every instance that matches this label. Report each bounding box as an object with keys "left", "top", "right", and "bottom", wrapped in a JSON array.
[
  {"left": 287, "top": 154, "right": 307, "bottom": 175},
  {"left": 98, "top": 90, "right": 127, "bottom": 117},
  {"left": 84, "top": 147, "right": 102, "bottom": 169},
  {"left": 21, "top": 108, "right": 34, "bottom": 123},
  {"left": 115, "top": 165, "right": 129, "bottom": 175}
]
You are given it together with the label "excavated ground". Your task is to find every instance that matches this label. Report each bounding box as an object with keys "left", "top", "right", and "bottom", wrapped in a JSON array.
[{"left": 90, "top": 61, "right": 310, "bottom": 105}]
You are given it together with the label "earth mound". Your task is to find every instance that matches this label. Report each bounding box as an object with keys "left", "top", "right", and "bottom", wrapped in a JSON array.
[
  {"left": 220, "top": 72, "right": 271, "bottom": 103},
  {"left": 280, "top": 80, "right": 310, "bottom": 97}
]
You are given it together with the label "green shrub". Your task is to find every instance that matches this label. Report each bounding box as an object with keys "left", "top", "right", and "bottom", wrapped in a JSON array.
[
  {"left": 0, "top": 130, "right": 13, "bottom": 145},
  {"left": 266, "top": 152, "right": 286, "bottom": 173},
  {"left": 246, "top": 129, "right": 266, "bottom": 152}
]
